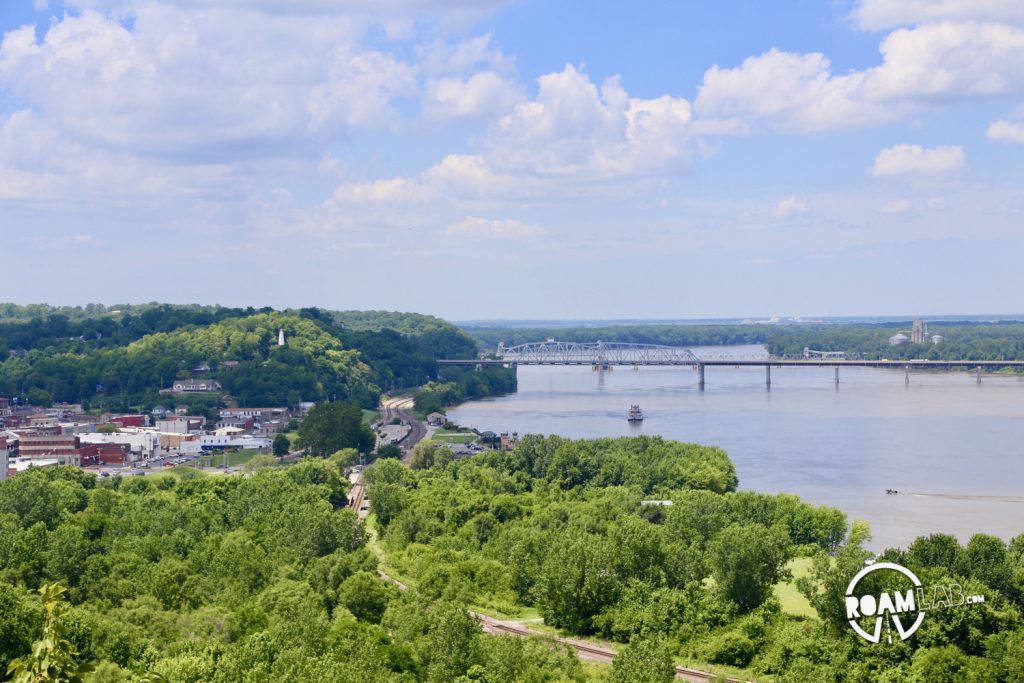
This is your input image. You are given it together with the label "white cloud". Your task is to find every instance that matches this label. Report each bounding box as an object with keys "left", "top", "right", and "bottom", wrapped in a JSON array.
[
  {"left": 426, "top": 71, "right": 523, "bottom": 119},
  {"left": 879, "top": 199, "right": 913, "bottom": 214},
  {"left": 694, "top": 22, "right": 1024, "bottom": 133},
  {"left": 446, "top": 216, "right": 543, "bottom": 239},
  {"left": 870, "top": 144, "right": 965, "bottom": 176},
  {"left": 488, "top": 65, "right": 693, "bottom": 178},
  {"left": 331, "top": 65, "right": 696, "bottom": 213},
  {"left": 773, "top": 197, "right": 808, "bottom": 218},
  {"left": 695, "top": 50, "right": 885, "bottom": 133},
  {"left": 853, "top": 0, "right": 1024, "bottom": 31},
  {"left": 987, "top": 119, "right": 1024, "bottom": 143}
]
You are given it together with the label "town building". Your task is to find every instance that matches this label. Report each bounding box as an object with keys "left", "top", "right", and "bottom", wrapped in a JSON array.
[
  {"left": 199, "top": 434, "right": 272, "bottom": 451},
  {"left": 79, "top": 430, "right": 161, "bottom": 460},
  {"left": 167, "top": 379, "right": 222, "bottom": 394},
  {"left": 0, "top": 436, "right": 8, "bottom": 481},
  {"left": 427, "top": 412, "right": 446, "bottom": 426}
]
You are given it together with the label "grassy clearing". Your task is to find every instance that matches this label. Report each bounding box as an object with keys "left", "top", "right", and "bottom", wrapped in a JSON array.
[
  {"left": 774, "top": 556, "right": 817, "bottom": 618},
  {"left": 192, "top": 449, "right": 262, "bottom": 468},
  {"left": 432, "top": 433, "right": 476, "bottom": 444},
  {"left": 362, "top": 409, "right": 379, "bottom": 425}
]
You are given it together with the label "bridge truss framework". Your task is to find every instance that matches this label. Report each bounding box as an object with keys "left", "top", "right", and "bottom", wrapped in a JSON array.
[{"left": 496, "top": 340, "right": 701, "bottom": 366}]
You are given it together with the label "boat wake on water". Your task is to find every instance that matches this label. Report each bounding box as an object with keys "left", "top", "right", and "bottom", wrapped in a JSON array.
[{"left": 907, "top": 493, "right": 1024, "bottom": 503}]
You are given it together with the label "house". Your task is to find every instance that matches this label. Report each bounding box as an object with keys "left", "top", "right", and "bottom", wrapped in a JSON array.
[
  {"left": 169, "top": 379, "right": 222, "bottom": 394},
  {"left": 151, "top": 405, "right": 168, "bottom": 419},
  {"left": 427, "top": 412, "right": 446, "bottom": 426}
]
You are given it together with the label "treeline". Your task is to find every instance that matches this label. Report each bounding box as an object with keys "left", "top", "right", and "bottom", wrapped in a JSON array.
[
  {"left": 463, "top": 321, "right": 1024, "bottom": 362},
  {"left": 413, "top": 366, "right": 518, "bottom": 414},
  {"left": 0, "top": 305, "right": 513, "bottom": 411},
  {"left": 0, "top": 465, "right": 587, "bottom": 682},
  {"left": 365, "top": 435, "right": 1024, "bottom": 681}
]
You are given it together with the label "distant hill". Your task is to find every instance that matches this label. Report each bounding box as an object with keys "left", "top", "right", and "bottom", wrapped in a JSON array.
[{"left": 0, "top": 304, "right": 512, "bottom": 411}]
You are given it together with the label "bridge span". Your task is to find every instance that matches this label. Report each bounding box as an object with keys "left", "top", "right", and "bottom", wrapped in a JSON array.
[{"left": 437, "top": 340, "right": 1024, "bottom": 389}]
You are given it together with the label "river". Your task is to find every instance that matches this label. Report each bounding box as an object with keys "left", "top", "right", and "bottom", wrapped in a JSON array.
[{"left": 446, "top": 345, "right": 1024, "bottom": 550}]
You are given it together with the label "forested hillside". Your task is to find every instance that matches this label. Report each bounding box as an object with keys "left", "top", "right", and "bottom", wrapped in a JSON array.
[{"left": 0, "top": 305, "right": 515, "bottom": 410}]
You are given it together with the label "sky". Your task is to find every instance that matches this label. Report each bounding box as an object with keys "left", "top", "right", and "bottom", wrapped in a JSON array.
[{"left": 1, "top": 0, "right": 1024, "bottom": 320}]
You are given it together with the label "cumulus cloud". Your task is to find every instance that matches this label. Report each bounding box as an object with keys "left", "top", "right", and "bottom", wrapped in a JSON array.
[
  {"left": 446, "top": 215, "right": 543, "bottom": 238},
  {"left": 426, "top": 71, "right": 524, "bottom": 119},
  {"left": 773, "top": 197, "right": 808, "bottom": 218},
  {"left": 694, "top": 22, "right": 1024, "bottom": 133},
  {"left": 853, "top": 0, "right": 1024, "bottom": 31},
  {"left": 487, "top": 65, "right": 693, "bottom": 178},
  {"left": 870, "top": 144, "right": 965, "bottom": 176},
  {"left": 987, "top": 119, "right": 1024, "bottom": 143},
  {"left": 331, "top": 65, "right": 696, "bottom": 211}
]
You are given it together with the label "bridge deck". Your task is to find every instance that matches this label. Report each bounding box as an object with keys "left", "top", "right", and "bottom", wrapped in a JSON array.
[{"left": 438, "top": 359, "right": 1024, "bottom": 368}]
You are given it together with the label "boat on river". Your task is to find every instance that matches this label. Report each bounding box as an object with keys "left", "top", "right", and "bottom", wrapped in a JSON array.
[{"left": 627, "top": 405, "right": 644, "bottom": 423}]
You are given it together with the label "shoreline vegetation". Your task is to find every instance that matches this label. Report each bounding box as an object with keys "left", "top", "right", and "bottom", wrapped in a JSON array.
[{"left": 1, "top": 436, "right": 1015, "bottom": 681}]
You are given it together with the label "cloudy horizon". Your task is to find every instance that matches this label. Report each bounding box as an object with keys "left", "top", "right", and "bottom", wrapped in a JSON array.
[{"left": 2, "top": 1, "right": 1023, "bottom": 320}]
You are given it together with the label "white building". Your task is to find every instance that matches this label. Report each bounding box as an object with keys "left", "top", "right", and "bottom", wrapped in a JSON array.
[
  {"left": 79, "top": 430, "right": 163, "bottom": 460},
  {"left": 199, "top": 434, "right": 272, "bottom": 451}
]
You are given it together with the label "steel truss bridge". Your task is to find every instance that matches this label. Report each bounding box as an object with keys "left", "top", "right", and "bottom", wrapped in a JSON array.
[
  {"left": 492, "top": 340, "right": 702, "bottom": 366},
  {"left": 436, "top": 340, "right": 1024, "bottom": 389}
]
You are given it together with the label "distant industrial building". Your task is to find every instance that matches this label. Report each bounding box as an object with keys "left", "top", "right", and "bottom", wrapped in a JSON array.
[
  {"left": 890, "top": 320, "right": 942, "bottom": 346},
  {"left": 911, "top": 319, "right": 928, "bottom": 344}
]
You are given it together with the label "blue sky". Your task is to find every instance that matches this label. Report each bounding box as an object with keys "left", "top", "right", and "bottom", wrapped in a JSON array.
[{"left": 1, "top": 0, "right": 1023, "bottom": 319}]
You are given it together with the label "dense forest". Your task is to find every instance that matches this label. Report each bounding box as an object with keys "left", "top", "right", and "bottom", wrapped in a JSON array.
[
  {"left": 1, "top": 437, "right": 1023, "bottom": 680},
  {"left": 365, "top": 435, "right": 1024, "bottom": 681},
  {"left": 0, "top": 462, "right": 588, "bottom": 682},
  {"left": 463, "top": 321, "right": 1024, "bottom": 362},
  {"left": 0, "top": 304, "right": 515, "bottom": 411}
]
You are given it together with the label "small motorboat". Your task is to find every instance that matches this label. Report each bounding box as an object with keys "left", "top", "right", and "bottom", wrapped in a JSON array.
[{"left": 628, "top": 405, "right": 644, "bottom": 423}]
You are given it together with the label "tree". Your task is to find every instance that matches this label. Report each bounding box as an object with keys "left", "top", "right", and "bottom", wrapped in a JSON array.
[
  {"left": 272, "top": 433, "right": 290, "bottom": 457},
  {"left": 797, "top": 519, "right": 873, "bottom": 632},
  {"left": 708, "top": 523, "right": 790, "bottom": 613},
  {"left": 609, "top": 636, "right": 676, "bottom": 683},
  {"left": 97, "top": 424, "right": 120, "bottom": 434},
  {"left": 409, "top": 441, "right": 454, "bottom": 470},
  {"left": 376, "top": 444, "right": 402, "bottom": 460},
  {"left": 337, "top": 572, "right": 394, "bottom": 624},
  {"left": 297, "top": 401, "right": 374, "bottom": 456},
  {"left": 26, "top": 388, "right": 53, "bottom": 408},
  {"left": 7, "top": 583, "right": 94, "bottom": 683}
]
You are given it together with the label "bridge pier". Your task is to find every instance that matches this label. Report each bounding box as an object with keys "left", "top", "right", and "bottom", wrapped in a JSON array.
[
  {"left": 905, "top": 365, "right": 910, "bottom": 385},
  {"left": 977, "top": 366, "right": 982, "bottom": 385},
  {"left": 698, "top": 364, "right": 705, "bottom": 391},
  {"left": 765, "top": 365, "right": 771, "bottom": 389},
  {"left": 834, "top": 366, "right": 840, "bottom": 385}
]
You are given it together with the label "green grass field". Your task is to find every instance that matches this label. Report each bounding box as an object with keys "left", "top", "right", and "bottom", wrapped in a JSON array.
[
  {"left": 774, "top": 556, "right": 817, "bottom": 618},
  {"left": 191, "top": 449, "right": 262, "bottom": 468}
]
